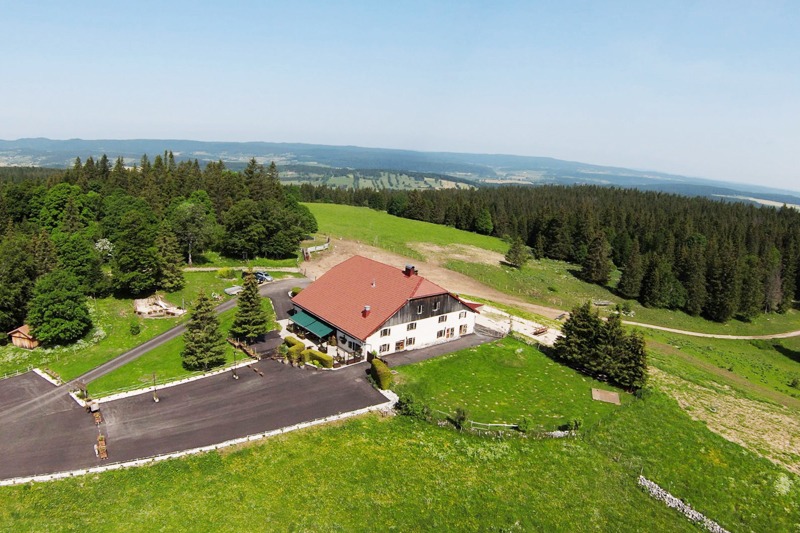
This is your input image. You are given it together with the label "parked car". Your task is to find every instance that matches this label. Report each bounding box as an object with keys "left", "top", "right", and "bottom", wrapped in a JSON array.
[{"left": 242, "top": 270, "right": 273, "bottom": 283}]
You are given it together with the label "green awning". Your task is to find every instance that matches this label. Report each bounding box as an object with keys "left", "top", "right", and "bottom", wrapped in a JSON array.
[{"left": 290, "top": 311, "right": 333, "bottom": 339}]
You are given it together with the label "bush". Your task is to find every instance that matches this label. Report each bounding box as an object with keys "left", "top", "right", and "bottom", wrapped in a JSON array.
[
  {"left": 217, "top": 267, "right": 234, "bottom": 279},
  {"left": 291, "top": 287, "right": 303, "bottom": 297},
  {"left": 559, "top": 418, "right": 582, "bottom": 431},
  {"left": 516, "top": 417, "right": 531, "bottom": 433},
  {"left": 284, "top": 336, "right": 305, "bottom": 363},
  {"left": 789, "top": 376, "right": 800, "bottom": 390},
  {"left": 129, "top": 320, "right": 141, "bottom": 336},
  {"left": 396, "top": 392, "right": 430, "bottom": 420},
  {"left": 370, "top": 359, "right": 392, "bottom": 390},
  {"left": 453, "top": 407, "right": 469, "bottom": 430},
  {"left": 302, "top": 348, "right": 333, "bottom": 368}
]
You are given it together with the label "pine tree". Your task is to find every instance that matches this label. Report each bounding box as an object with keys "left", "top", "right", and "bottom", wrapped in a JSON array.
[
  {"left": 154, "top": 223, "right": 185, "bottom": 292},
  {"left": 615, "top": 330, "right": 647, "bottom": 390},
  {"left": 640, "top": 254, "right": 685, "bottom": 309},
  {"left": 581, "top": 232, "right": 612, "bottom": 285},
  {"left": 738, "top": 254, "right": 765, "bottom": 320},
  {"left": 704, "top": 242, "right": 740, "bottom": 322},
  {"left": 504, "top": 236, "right": 531, "bottom": 268},
  {"left": 553, "top": 302, "right": 603, "bottom": 370},
  {"left": 679, "top": 242, "right": 707, "bottom": 316},
  {"left": 181, "top": 291, "right": 226, "bottom": 371},
  {"left": 230, "top": 270, "right": 270, "bottom": 344}
]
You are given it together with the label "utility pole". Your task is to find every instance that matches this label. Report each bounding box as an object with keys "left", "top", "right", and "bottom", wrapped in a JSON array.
[{"left": 233, "top": 341, "right": 239, "bottom": 380}]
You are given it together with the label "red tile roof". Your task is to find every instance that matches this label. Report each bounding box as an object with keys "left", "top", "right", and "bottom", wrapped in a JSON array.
[{"left": 292, "top": 256, "right": 452, "bottom": 341}]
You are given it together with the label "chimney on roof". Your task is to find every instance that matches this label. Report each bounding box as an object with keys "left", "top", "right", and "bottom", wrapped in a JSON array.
[
  {"left": 404, "top": 264, "right": 417, "bottom": 277},
  {"left": 363, "top": 305, "right": 371, "bottom": 318}
]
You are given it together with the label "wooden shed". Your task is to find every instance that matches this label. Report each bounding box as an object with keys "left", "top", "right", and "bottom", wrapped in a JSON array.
[{"left": 8, "top": 325, "right": 39, "bottom": 350}]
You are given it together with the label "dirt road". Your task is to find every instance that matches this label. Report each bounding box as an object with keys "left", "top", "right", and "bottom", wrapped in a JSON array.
[
  {"left": 302, "top": 238, "right": 565, "bottom": 319},
  {"left": 303, "top": 238, "right": 800, "bottom": 341}
]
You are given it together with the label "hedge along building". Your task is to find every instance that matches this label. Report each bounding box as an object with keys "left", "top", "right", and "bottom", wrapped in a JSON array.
[{"left": 290, "top": 255, "right": 479, "bottom": 358}]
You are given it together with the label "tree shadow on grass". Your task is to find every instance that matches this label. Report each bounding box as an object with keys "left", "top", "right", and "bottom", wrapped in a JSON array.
[{"left": 772, "top": 342, "right": 800, "bottom": 365}]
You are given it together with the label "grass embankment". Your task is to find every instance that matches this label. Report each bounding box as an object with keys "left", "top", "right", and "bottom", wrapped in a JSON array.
[
  {"left": 304, "top": 203, "right": 507, "bottom": 260},
  {"left": 643, "top": 329, "right": 800, "bottom": 403},
  {"left": 88, "top": 297, "right": 277, "bottom": 396},
  {"left": 0, "top": 272, "right": 239, "bottom": 381},
  {"left": 395, "top": 338, "right": 628, "bottom": 430}
]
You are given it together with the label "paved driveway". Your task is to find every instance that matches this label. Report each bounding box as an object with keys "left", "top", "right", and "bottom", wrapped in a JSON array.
[
  {"left": 0, "top": 373, "right": 98, "bottom": 480},
  {"left": 0, "top": 360, "right": 385, "bottom": 480}
]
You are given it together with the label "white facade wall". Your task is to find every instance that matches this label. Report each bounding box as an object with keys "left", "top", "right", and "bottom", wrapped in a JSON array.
[{"left": 365, "top": 309, "right": 475, "bottom": 356}]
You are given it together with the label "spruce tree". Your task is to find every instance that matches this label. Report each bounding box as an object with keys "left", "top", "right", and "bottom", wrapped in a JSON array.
[
  {"left": 704, "top": 242, "right": 740, "bottom": 322},
  {"left": 155, "top": 223, "right": 185, "bottom": 292},
  {"left": 181, "top": 291, "right": 226, "bottom": 371},
  {"left": 504, "top": 236, "right": 531, "bottom": 268},
  {"left": 230, "top": 270, "right": 269, "bottom": 344},
  {"left": 581, "top": 232, "right": 612, "bottom": 285},
  {"left": 738, "top": 254, "right": 765, "bottom": 320}
]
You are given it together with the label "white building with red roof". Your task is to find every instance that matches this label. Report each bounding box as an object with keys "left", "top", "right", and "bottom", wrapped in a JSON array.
[{"left": 290, "top": 256, "right": 478, "bottom": 358}]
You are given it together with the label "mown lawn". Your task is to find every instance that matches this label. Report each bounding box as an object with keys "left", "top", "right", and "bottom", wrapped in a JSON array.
[
  {"left": 0, "top": 415, "right": 695, "bottom": 532},
  {"left": 189, "top": 250, "right": 298, "bottom": 269},
  {"left": 394, "top": 337, "right": 629, "bottom": 430},
  {"left": 0, "top": 272, "right": 238, "bottom": 382},
  {"left": 88, "top": 298, "right": 276, "bottom": 396},
  {"left": 305, "top": 203, "right": 507, "bottom": 259}
]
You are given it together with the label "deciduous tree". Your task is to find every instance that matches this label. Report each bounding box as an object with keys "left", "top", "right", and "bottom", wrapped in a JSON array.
[{"left": 27, "top": 271, "right": 92, "bottom": 346}]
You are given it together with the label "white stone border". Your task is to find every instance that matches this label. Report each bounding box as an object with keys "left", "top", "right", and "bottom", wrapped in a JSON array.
[
  {"left": 638, "top": 476, "right": 729, "bottom": 533},
  {"left": 0, "top": 399, "right": 394, "bottom": 486},
  {"left": 32, "top": 367, "right": 61, "bottom": 387},
  {"left": 91, "top": 359, "right": 257, "bottom": 405}
]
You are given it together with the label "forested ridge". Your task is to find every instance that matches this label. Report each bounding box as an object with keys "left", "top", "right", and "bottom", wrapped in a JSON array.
[
  {"left": 0, "top": 154, "right": 316, "bottom": 340},
  {"left": 298, "top": 184, "right": 800, "bottom": 322}
]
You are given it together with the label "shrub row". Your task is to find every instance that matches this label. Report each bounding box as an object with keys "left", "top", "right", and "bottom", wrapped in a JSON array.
[
  {"left": 302, "top": 348, "right": 333, "bottom": 368},
  {"left": 370, "top": 359, "right": 392, "bottom": 390},
  {"left": 284, "top": 336, "right": 305, "bottom": 362}
]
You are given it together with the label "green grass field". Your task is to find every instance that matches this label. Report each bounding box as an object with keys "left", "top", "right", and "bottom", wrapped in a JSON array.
[
  {"left": 0, "top": 272, "right": 238, "bottom": 382},
  {"left": 641, "top": 329, "right": 800, "bottom": 402},
  {"left": 307, "top": 203, "right": 800, "bottom": 335},
  {"left": 189, "top": 250, "right": 298, "bottom": 269},
  {"left": 305, "top": 203, "right": 507, "bottom": 260},
  {"left": 448, "top": 259, "right": 800, "bottom": 336},
  {"left": 1, "top": 383, "right": 796, "bottom": 531},
  {"left": 88, "top": 297, "right": 276, "bottom": 396},
  {"left": 395, "top": 337, "right": 629, "bottom": 430}
]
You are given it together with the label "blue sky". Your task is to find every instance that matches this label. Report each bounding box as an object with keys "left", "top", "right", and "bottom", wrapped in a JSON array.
[{"left": 2, "top": 1, "right": 799, "bottom": 190}]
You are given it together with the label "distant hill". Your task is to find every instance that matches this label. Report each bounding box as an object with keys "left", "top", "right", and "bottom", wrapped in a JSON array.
[{"left": 1, "top": 137, "right": 798, "bottom": 205}]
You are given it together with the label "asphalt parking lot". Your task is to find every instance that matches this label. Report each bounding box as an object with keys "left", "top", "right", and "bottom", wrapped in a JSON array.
[
  {"left": 0, "top": 361, "right": 385, "bottom": 480},
  {"left": 0, "top": 373, "right": 98, "bottom": 480}
]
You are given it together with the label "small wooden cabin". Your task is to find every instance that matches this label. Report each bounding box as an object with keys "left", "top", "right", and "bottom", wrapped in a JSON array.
[{"left": 8, "top": 325, "right": 39, "bottom": 350}]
